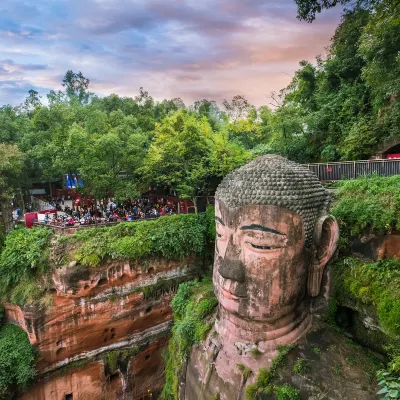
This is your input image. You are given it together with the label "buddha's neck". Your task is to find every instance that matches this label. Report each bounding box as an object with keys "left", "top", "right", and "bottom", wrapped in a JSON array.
[{"left": 215, "top": 303, "right": 311, "bottom": 351}]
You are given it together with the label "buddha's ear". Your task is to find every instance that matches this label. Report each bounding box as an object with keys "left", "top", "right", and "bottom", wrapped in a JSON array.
[{"left": 307, "top": 215, "right": 339, "bottom": 297}]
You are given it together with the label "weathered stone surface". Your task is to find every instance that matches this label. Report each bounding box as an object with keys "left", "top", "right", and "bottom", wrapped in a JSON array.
[
  {"left": 186, "top": 320, "right": 379, "bottom": 399},
  {"left": 19, "top": 336, "right": 168, "bottom": 400},
  {"left": 3, "top": 253, "right": 200, "bottom": 399},
  {"left": 350, "top": 232, "right": 400, "bottom": 261}
]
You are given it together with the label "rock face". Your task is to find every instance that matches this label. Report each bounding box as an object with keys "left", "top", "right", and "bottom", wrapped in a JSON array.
[
  {"left": 4, "top": 249, "right": 201, "bottom": 399},
  {"left": 185, "top": 319, "right": 379, "bottom": 400},
  {"left": 350, "top": 232, "right": 400, "bottom": 260}
]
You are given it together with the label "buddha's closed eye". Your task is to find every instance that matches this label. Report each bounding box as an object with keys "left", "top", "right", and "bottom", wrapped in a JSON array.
[{"left": 246, "top": 242, "right": 282, "bottom": 250}]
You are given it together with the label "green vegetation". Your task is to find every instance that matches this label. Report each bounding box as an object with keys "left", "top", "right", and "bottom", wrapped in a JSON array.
[
  {"left": 0, "top": 227, "right": 52, "bottom": 306},
  {"left": 0, "top": 324, "right": 36, "bottom": 399},
  {"left": 273, "top": 384, "right": 300, "bottom": 400},
  {"left": 332, "top": 257, "right": 400, "bottom": 337},
  {"left": 332, "top": 365, "right": 342, "bottom": 376},
  {"left": 237, "top": 364, "right": 252, "bottom": 380},
  {"left": 103, "top": 346, "right": 140, "bottom": 373},
  {"left": 312, "top": 347, "right": 320, "bottom": 355},
  {"left": 331, "top": 254, "right": 400, "bottom": 396},
  {"left": 70, "top": 213, "right": 213, "bottom": 267},
  {"left": 160, "top": 278, "right": 218, "bottom": 399},
  {"left": 250, "top": 348, "right": 262, "bottom": 357},
  {"left": 377, "top": 370, "right": 400, "bottom": 399},
  {"left": 244, "top": 344, "right": 296, "bottom": 400},
  {"left": 51, "top": 359, "right": 89, "bottom": 378},
  {"left": 331, "top": 176, "right": 400, "bottom": 243},
  {"left": 292, "top": 358, "right": 309, "bottom": 375}
]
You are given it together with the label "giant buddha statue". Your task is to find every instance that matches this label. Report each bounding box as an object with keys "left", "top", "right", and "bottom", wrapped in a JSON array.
[{"left": 183, "top": 155, "right": 379, "bottom": 400}]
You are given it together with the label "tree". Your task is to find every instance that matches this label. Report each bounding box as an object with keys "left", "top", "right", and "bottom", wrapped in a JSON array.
[
  {"left": 191, "top": 99, "right": 225, "bottom": 130},
  {"left": 0, "top": 324, "right": 36, "bottom": 399},
  {"left": 294, "top": 0, "right": 374, "bottom": 22},
  {"left": 144, "top": 110, "right": 213, "bottom": 212},
  {"left": 222, "top": 95, "right": 254, "bottom": 123},
  {"left": 20, "top": 90, "right": 42, "bottom": 115},
  {"left": 62, "top": 70, "right": 93, "bottom": 104},
  {"left": 0, "top": 106, "right": 30, "bottom": 144},
  {"left": 0, "top": 144, "right": 25, "bottom": 233}
]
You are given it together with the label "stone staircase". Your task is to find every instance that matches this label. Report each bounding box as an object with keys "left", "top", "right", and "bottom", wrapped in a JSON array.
[{"left": 30, "top": 196, "right": 55, "bottom": 212}]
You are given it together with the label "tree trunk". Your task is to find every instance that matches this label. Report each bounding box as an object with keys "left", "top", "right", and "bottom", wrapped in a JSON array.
[
  {"left": 0, "top": 194, "right": 14, "bottom": 233},
  {"left": 18, "top": 186, "right": 25, "bottom": 214},
  {"left": 192, "top": 196, "right": 198, "bottom": 214}
]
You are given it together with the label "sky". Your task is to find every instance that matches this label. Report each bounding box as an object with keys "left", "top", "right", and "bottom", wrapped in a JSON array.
[{"left": 0, "top": 0, "right": 342, "bottom": 107}]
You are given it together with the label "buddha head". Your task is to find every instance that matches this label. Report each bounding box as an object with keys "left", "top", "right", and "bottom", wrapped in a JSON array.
[{"left": 213, "top": 155, "right": 339, "bottom": 325}]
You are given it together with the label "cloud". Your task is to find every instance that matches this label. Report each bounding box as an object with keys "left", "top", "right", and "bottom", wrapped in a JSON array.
[{"left": 0, "top": 0, "right": 343, "bottom": 106}]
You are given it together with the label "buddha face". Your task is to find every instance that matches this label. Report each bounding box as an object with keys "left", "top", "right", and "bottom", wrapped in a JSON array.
[{"left": 213, "top": 200, "right": 312, "bottom": 322}]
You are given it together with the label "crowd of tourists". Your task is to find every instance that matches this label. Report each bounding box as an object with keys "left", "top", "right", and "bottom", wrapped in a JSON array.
[{"left": 42, "top": 199, "right": 176, "bottom": 227}]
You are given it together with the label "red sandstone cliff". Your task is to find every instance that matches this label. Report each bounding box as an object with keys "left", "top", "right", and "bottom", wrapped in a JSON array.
[{"left": 4, "top": 234, "right": 201, "bottom": 400}]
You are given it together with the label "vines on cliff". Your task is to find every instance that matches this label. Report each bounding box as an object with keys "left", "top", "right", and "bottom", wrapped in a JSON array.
[
  {"left": 160, "top": 277, "right": 218, "bottom": 399},
  {"left": 332, "top": 257, "right": 400, "bottom": 338},
  {"left": 0, "top": 227, "right": 53, "bottom": 306}
]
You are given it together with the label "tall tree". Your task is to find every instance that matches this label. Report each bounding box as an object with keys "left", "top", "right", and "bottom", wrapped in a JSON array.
[
  {"left": 62, "top": 70, "right": 93, "bottom": 104},
  {"left": 0, "top": 144, "right": 25, "bottom": 233},
  {"left": 222, "top": 95, "right": 254, "bottom": 123},
  {"left": 294, "top": 0, "right": 375, "bottom": 22},
  {"left": 144, "top": 110, "right": 213, "bottom": 212}
]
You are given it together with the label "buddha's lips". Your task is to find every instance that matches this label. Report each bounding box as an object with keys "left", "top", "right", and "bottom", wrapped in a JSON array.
[{"left": 220, "top": 286, "right": 247, "bottom": 300}]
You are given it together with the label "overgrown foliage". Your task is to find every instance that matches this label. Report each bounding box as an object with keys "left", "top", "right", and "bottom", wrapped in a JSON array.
[
  {"left": 160, "top": 278, "right": 218, "bottom": 399},
  {"left": 103, "top": 346, "right": 140, "bottom": 373},
  {"left": 332, "top": 257, "right": 400, "bottom": 338},
  {"left": 331, "top": 175, "right": 400, "bottom": 244},
  {"left": 377, "top": 370, "right": 400, "bottom": 399},
  {"left": 245, "top": 344, "right": 296, "bottom": 400},
  {"left": 273, "top": 384, "right": 300, "bottom": 400},
  {"left": 70, "top": 213, "right": 214, "bottom": 267},
  {"left": 0, "top": 227, "right": 52, "bottom": 306},
  {"left": 0, "top": 324, "right": 36, "bottom": 399}
]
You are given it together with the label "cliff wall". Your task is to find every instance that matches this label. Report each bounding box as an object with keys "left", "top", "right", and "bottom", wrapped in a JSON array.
[{"left": 0, "top": 213, "right": 213, "bottom": 399}]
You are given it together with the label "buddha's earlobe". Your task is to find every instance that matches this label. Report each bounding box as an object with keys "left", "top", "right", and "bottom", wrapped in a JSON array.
[{"left": 307, "top": 215, "right": 339, "bottom": 297}]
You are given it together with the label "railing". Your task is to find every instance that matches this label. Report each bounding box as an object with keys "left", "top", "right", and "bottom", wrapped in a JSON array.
[
  {"left": 305, "top": 159, "right": 400, "bottom": 181},
  {"left": 32, "top": 215, "right": 162, "bottom": 232}
]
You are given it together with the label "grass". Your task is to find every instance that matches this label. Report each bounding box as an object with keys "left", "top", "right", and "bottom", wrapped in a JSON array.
[
  {"left": 244, "top": 344, "right": 296, "bottom": 400},
  {"left": 292, "top": 358, "right": 309, "bottom": 375}
]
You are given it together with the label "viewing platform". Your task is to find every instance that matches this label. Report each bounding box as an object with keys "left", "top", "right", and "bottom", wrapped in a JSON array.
[{"left": 305, "top": 158, "right": 400, "bottom": 181}]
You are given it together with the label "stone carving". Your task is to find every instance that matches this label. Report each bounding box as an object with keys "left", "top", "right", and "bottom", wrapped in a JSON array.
[{"left": 185, "top": 155, "right": 341, "bottom": 399}]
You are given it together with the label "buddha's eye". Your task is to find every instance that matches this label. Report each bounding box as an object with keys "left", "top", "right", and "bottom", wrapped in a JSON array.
[{"left": 246, "top": 242, "right": 281, "bottom": 250}]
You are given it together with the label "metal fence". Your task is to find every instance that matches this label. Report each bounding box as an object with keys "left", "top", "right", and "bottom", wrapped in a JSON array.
[{"left": 305, "top": 159, "right": 400, "bottom": 181}]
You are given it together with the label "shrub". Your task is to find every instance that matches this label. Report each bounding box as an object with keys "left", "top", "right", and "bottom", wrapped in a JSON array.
[
  {"left": 273, "top": 384, "right": 300, "bottom": 400},
  {"left": 0, "top": 227, "right": 52, "bottom": 305},
  {"left": 331, "top": 175, "right": 400, "bottom": 243},
  {"left": 0, "top": 324, "right": 36, "bottom": 399},
  {"left": 72, "top": 214, "right": 211, "bottom": 266},
  {"left": 332, "top": 257, "right": 400, "bottom": 337},
  {"left": 292, "top": 358, "right": 308, "bottom": 375}
]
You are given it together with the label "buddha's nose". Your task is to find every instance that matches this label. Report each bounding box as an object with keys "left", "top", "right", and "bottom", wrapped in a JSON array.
[{"left": 218, "top": 236, "right": 245, "bottom": 283}]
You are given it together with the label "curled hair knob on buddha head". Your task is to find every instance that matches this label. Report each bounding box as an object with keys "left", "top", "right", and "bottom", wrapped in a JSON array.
[{"left": 215, "top": 154, "right": 330, "bottom": 247}]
